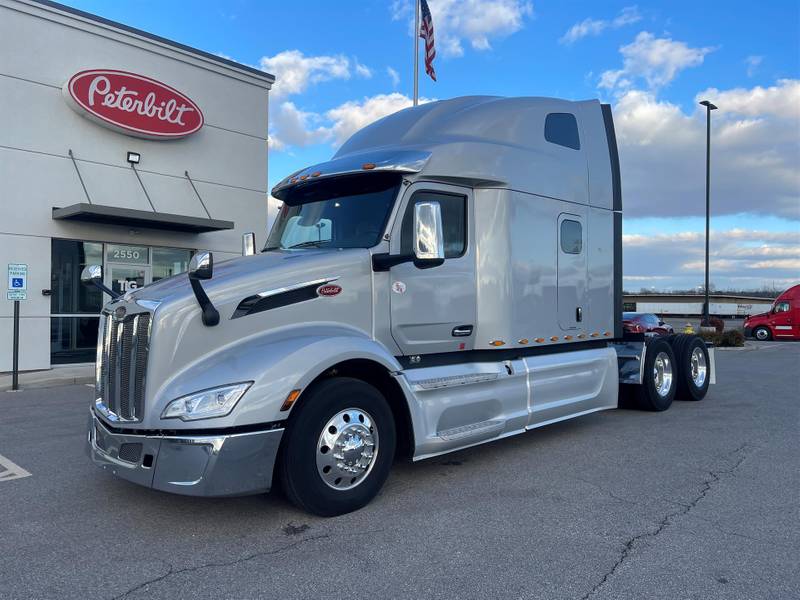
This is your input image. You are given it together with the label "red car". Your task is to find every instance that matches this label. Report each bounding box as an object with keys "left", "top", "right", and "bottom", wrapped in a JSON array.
[
  {"left": 623, "top": 312, "right": 674, "bottom": 336},
  {"left": 744, "top": 284, "right": 800, "bottom": 341}
]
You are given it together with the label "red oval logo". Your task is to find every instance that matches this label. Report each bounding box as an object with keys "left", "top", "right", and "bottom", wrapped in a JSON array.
[
  {"left": 317, "top": 284, "right": 342, "bottom": 297},
  {"left": 63, "top": 70, "right": 204, "bottom": 139}
]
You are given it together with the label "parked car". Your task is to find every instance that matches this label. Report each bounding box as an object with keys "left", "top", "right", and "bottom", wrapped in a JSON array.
[
  {"left": 744, "top": 284, "right": 800, "bottom": 340},
  {"left": 623, "top": 312, "right": 674, "bottom": 336}
]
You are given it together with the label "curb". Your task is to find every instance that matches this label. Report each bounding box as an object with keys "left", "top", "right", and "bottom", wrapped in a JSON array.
[{"left": 1, "top": 375, "right": 94, "bottom": 392}]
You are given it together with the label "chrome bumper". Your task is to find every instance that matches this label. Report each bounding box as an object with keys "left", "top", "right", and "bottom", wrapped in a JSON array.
[{"left": 87, "top": 411, "right": 284, "bottom": 497}]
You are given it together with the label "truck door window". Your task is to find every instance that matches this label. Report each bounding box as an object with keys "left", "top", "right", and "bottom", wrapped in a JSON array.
[
  {"left": 545, "top": 113, "right": 581, "bottom": 150},
  {"left": 400, "top": 192, "right": 466, "bottom": 258},
  {"left": 775, "top": 301, "right": 790, "bottom": 313},
  {"left": 560, "top": 219, "right": 583, "bottom": 254}
]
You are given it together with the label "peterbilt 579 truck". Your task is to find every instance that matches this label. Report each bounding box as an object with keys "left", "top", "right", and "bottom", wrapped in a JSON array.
[{"left": 84, "top": 96, "right": 715, "bottom": 516}]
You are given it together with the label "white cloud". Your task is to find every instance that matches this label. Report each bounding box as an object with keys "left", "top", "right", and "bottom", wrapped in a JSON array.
[
  {"left": 259, "top": 50, "right": 351, "bottom": 98},
  {"left": 392, "top": 0, "right": 533, "bottom": 57},
  {"left": 355, "top": 61, "right": 373, "bottom": 78},
  {"left": 560, "top": 6, "right": 641, "bottom": 45},
  {"left": 325, "top": 93, "right": 432, "bottom": 146},
  {"left": 744, "top": 55, "right": 763, "bottom": 77},
  {"left": 622, "top": 227, "right": 800, "bottom": 290},
  {"left": 269, "top": 101, "right": 330, "bottom": 150},
  {"left": 614, "top": 80, "right": 800, "bottom": 221},
  {"left": 387, "top": 66, "right": 401, "bottom": 87},
  {"left": 600, "top": 32, "right": 714, "bottom": 91}
]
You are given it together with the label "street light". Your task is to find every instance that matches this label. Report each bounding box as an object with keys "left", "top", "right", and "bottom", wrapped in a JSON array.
[{"left": 699, "top": 99, "right": 717, "bottom": 325}]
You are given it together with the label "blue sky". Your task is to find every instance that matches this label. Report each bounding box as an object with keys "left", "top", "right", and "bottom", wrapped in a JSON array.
[{"left": 62, "top": 0, "right": 800, "bottom": 291}]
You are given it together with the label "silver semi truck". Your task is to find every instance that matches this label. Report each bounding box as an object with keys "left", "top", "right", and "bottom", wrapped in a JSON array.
[{"left": 84, "top": 96, "right": 714, "bottom": 516}]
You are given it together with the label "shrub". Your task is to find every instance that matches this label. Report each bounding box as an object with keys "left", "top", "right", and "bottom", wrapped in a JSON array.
[
  {"left": 697, "top": 329, "right": 745, "bottom": 347},
  {"left": 701, "top": 316, "right": 725, "bottom": 333}
]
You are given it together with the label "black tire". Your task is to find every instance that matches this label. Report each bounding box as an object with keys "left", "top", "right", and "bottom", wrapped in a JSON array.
[
  {"left": 672, "top": 335, "right": 711, "bottom": 401},
  {"left": 634, "top": 338, "right": 677, "bottom": 411},
  {"left": 278, "top": 377, "right": 396, "bottom": 517},
  {"left": 753, "top": 326, "right": 771, "bottom": 341}
]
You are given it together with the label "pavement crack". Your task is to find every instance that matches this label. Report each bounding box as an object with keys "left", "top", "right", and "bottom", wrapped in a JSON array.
[
  {"left": 110, "top": 533, "right": 331, "bottom": 599},
  {"left": 578, "top": 443, "right": 754, "bottom": 600}
]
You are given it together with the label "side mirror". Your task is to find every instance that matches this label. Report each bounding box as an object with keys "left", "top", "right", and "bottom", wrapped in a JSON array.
[
  {"left": 242, "top": 232, "right": 256, "bottom": 256},
  {"left": 80, "top": 264, "right": 102, "bottom": 284},
  {"left": 413, "top": 201, "right": 445, "bottom": 263},
  {"left": 80, "top": 264, "right": 120, "bottom": 299},
  {"left": 188, "top": 251, "right": 213, "bottom": 280}
]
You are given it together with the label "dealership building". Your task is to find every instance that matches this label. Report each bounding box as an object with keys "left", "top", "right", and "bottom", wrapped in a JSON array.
[{"left": 0, "top": 0, "right": 274, "bottom": 371}]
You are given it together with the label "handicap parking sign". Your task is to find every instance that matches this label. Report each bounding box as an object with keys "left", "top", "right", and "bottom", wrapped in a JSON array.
[
  {"left": 7, "top": 263, "right": 28, "bottom": 296},
  {"left": 11, "top": 277, "right": 23, "bottom": 288}
]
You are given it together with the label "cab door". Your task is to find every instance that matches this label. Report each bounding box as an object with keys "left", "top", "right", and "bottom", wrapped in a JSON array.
[
  {"left": 557, "top": 212, "right": 587, "bottom": 330},
  {"left": 388, "top": 183, "right": 476, "bottom": 356},
  {"left": 771, "top": 300, "right": 795, "bottom": 338}
]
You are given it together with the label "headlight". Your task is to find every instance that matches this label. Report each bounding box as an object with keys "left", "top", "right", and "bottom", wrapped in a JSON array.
[{"left": 161, "top": 382, "right": 252, "bottom": 421}]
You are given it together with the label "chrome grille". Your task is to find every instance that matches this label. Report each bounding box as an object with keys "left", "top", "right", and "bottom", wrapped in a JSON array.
[{"left": 97, "top": 310, "right": 151, "bottom": 422}]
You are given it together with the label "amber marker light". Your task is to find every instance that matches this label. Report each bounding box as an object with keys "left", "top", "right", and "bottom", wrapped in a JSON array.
[
  {"left": 311, "top": 171, "right": 322, "bottom": 177},
  {"left": 490, "top": 340, "right": 505, "bottom": 347},
  {"left": 280, "top": 389, "right": 302, "bottom": 412},
  {"left": 590, "top": 332, "right": 600, "bottom": 338},
  {"left": 564, "top": 335, "right": 573, "bottom": 341},
  {"left": 534, "top": 337, "right": 545, "bottom": 343},
  {"left": 518, "top": 338, "right": 529, "bottom": 345},
  {"left": 362, "top": 163, "right": 377, "bottom": 170},
  {"left": 604, "top": 331, "right": 612, "bottom": 337},
  {"left": 578, "top": 333, "right": 587, "bottom": 339},
  {"left": 300, "top": 175, "right": 308, "bottom": 180},
  {"left": 550, "top": 336, "right": 559, "bottom": 342}
]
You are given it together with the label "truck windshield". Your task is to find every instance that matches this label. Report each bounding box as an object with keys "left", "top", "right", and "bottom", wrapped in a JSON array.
[{"left": 265, "top": 173, "right": 401, "bottom": 251}]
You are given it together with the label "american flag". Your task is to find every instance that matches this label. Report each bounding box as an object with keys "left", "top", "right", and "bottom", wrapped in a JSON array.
[{"left": 419, "top": 0, "right": 436, "bottom": 81}]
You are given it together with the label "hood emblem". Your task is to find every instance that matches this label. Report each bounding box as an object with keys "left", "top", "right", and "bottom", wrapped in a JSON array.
[
  {"left": 317, "top": 284, "right": 342, "bottom": 297},
  {"left": 113, "top": 306, "right": 127, "bottom": 320}
]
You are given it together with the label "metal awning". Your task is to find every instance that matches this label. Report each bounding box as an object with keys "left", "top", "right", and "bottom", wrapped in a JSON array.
[{"left": 52, "top": 204, "right": 234, "bottom": 233}]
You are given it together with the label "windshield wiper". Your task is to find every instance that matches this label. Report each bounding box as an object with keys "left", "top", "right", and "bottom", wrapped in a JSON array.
[{"left": 286, "top": 240, "right": 327, "bottom": 249}]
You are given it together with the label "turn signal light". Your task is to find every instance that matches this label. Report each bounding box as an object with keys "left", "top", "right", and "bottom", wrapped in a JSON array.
[
  {"left": 280, "top": 389, "right": 302, "bottom": 412},
  {"left": 362, "top": 163, "right": 377, "bottom": 170}
]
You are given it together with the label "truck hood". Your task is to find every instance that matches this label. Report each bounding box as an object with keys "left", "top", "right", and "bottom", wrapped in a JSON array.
[{"left": 125, "top": 248, "right": 361, "bottom": 305}]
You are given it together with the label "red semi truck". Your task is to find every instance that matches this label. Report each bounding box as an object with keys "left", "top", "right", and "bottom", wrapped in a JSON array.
[{"left": 744, "top": 285, "right": 800, "bottom": 341}]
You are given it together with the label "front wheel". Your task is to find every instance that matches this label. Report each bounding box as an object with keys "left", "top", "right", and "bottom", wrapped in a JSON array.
[
  {"left": 277, "top": 377, "right": 396, "bottom": 517},
  {"left": 753, "top": 326, "right": 771, "bottom": 341}
]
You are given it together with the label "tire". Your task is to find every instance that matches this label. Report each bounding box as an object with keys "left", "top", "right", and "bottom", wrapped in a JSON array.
[
  {"left": 634, "top": 338, "right": 677, "bottom": 411},
  {"left": 753, "top": 326, "right": 771, "bottom": 341},
  {"left": 277, "top": 377, "right": 396, "bottom": 517},
  {"left": 672, "top": 335, "right": 710, "bottom": 401}
]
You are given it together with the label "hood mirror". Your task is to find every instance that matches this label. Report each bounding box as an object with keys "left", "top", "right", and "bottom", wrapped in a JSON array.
[
  {"left": 413, "top": 201, "right": 445, "bottom": 266},
  {"left": 187, "top": 251, "right": 219, "bottom": 326},
  {"left": 79, "top": 265, "right": 120, "bottom": 299},
  {"left": 242, "top": 232, "right": 256, "bottom": 256},
  {"left": 188, "top": 251, "right": 213, "bottom": 280}
]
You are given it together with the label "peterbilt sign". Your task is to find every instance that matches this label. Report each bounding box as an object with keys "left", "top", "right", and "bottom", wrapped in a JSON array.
[{"left": 63, "top": 70, "right": 204, "bottom": 139}]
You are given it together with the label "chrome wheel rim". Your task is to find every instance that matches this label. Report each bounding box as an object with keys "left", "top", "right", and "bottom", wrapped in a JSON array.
[
  {"left": 653, "top": 352, "right": 673, "bottom": 398},
  {"left": 690, "top": 347, "right": 707, "bottom": 388},
  {"left": 316, "top": 408, "right": 378, "bottom": 491},
  {"left": 755, "top": 328, "right": 769, "bottom": 340}
]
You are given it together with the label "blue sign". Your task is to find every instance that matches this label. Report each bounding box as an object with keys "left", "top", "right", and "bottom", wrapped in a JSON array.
[{"left": 11, "top": 278, "right": 23, "bottom": 288}]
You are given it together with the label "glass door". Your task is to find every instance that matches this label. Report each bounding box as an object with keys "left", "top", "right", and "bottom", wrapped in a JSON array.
[{"left": 105, "top": 264, "right": 151, "bottom": 296}]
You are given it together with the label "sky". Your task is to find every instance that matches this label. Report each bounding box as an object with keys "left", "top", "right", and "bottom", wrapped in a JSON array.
[{"left": 62, "top": 0, "right": 800, "bottom": 292}]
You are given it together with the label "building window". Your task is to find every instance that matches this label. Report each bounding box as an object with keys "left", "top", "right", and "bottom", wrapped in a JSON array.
[
  {"left": 545, "top": 113, "right": 581, "bottom": 150},
  {"left": 560, "top": 219, "right": 583, "bottom": 254},
  {"left": 401, "top": 192, "right": 467, "bottom": 258},
  {"left": 152, "top": 247, "right": 192, "bottom": 282}
]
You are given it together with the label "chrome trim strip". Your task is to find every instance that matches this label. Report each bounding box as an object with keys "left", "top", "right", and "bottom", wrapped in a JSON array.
[
  {"left": 410, "top": 372, "right": 500, "bottom": 391},
  {"left": 255, "top": 277, "right": 340, "bottom": 299}
]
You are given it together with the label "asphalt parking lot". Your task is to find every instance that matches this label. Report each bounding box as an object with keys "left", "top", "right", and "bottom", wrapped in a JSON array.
[{"left": 1, "top": 341, "right": 798, "bottom": 600}]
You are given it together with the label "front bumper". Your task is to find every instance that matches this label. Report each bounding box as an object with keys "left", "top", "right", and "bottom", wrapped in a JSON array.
[{"left": 87, "top": 411, "right": 284, "bottom": 497}]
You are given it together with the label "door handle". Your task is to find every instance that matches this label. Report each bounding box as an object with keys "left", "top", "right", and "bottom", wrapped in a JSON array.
[
  {"left": 452, "top": 325, "right": 473, "bottom": 337},
  {"left": 576, "top": 307, "right": 583, "bottom": 322}
]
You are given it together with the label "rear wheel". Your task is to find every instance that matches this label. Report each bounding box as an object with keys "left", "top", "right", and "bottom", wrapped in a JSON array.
[
  {"left": 672, "top": 335, "right": 710, "bottom": 401},
  {"left": 753, "top": 326, "right": 771, "bottom": 341},
  {"left": 634, "top": 339, "right": 677, "bottom": 411},
  {"left": 278, "top": 377, "right": 396, "bottom": 517}
]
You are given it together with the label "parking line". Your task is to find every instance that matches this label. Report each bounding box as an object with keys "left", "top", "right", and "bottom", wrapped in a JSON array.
[{"left": 0, "top": 453, "right": 31, "bottom": 481}]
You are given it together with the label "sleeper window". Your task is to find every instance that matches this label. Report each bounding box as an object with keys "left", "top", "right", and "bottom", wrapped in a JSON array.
[
  {"left": 545, "top": 113, "right": 581, "bottom": 150},
  {"left": 560, "top": 219, "right": 582, "bottom": 254},
  {"left": 401, "top": 192, "right": 467, "bottom": 259}
]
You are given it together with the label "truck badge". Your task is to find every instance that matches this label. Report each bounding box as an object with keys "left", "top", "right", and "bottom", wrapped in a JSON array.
[
  {"left": 392, "top": 281, "right": 407, "bottom": 294},
  {"left": 317, "top": 284, "right": 342, "bottom": 297}
]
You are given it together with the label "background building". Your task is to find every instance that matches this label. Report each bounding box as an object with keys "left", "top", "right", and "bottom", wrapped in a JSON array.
[
  {"left": 622, "top": 293, "right": 776, "bottom": 318},
  {"left": 0, "top": 0, "right": 274, "bottom": 370}
]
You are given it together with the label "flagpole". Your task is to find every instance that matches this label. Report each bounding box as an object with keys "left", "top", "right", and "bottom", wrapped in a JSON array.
[{"left": 413, "top": 0, "right": 420, "bottom": 106}]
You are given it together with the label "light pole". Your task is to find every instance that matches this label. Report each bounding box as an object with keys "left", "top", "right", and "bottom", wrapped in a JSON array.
[{"left": 699, "top": 99, "right": 717, "bottom": 325}]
